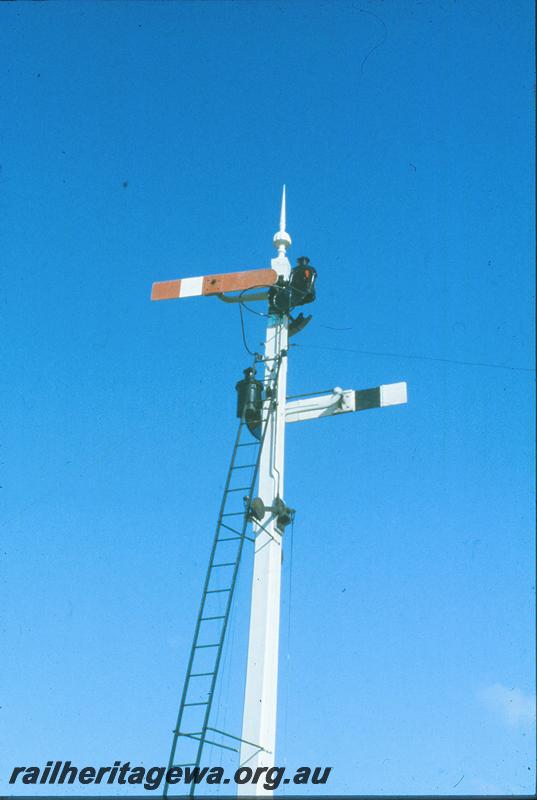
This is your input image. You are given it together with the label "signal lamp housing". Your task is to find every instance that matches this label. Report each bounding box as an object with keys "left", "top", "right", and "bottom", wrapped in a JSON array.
[{"left": 290, "top": 256, "right": 317, "bottom": 307}]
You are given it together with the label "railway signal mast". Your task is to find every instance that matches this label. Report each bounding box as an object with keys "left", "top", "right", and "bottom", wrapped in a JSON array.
[{"left": 151, "top": 188, "right": 407, "bottom": 796}]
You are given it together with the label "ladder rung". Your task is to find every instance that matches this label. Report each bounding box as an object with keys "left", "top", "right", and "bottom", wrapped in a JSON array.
[
  {"left": 190, "top": 671, "right": 216, "bottom": 677},
  {"left": 200, "top": 615, "right": 226, "bottom": 621},
  {"left": 227, "top": 486, "right": 251, "bottom": 492},
  {"left": 212, "top": 562, "right": 235, "bottom": 568},
  {"left": 206, "top": 588, "right": 231, "bottom": 594},
  {"left": 183, "top": 734, "right": 238, "bottom": 753},
  {"left": 218, "top": 536, "right": 242, "bottom": 542},
  {"left": 237, "top": 443, "right": 258, "bottom": 448},
  {"left": 204, "top": 737, "right": 238, "bottom": 753},
  {"left": 172, "top": 763, "right": 197, "bottom": 767},
  {"left": 221, "top": 512, "right": 244, "bottom": 517},
  {"left": 183, "top": 701, "right": 209, "bottom": 706},
  {"left": 194, "top": 643, "right": 219, "bottom": 648},
  {"left": 219, "top": 522, "right": 242, "bottom": 535},
  {"left": 232, "top": 464, "right": 256, "bottom": 470}
]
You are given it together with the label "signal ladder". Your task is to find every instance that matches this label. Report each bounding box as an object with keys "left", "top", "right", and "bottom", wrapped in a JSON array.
[{"left": 163, "top": 356, "right": 281, "bottom": 797}]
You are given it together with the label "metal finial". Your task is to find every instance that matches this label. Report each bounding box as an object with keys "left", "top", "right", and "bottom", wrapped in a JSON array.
[
  {"left": 280, "top": 185, "right": 286, "bottom": 232},
  {"left": 273, "top": 184, "right": 292, "bottom": 255}
]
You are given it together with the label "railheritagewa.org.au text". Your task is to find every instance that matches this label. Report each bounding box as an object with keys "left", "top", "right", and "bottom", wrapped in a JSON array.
[{"left": 10, "top": 761, "right": 332, "bottom": 791}]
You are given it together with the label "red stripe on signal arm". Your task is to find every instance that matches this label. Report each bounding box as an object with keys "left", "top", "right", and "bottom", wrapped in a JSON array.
[
  {"left": 151, "top": 280, "right": 181, "bottom": 301},
  {"left": 201, "top": 268, "right": 278, "bottom": 296}
]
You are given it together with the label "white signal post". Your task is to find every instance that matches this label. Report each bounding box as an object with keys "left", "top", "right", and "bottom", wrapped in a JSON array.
[{"left": 238, "top": 188, "right": 292, "bottom": 786}]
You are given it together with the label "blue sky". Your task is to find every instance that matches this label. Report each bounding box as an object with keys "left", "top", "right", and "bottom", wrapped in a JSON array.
[{"left": 1, "top": 0, "right": 534, "bottom": 796}]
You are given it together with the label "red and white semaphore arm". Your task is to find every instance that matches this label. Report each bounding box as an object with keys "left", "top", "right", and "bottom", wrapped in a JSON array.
[{"left": 151, "top": 267, "right": 278, "bottom": 301}]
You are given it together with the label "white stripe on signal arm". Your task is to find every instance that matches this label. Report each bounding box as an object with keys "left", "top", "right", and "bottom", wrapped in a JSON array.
[{"left": 179, "top": 276, "right": 204, "bottom": 298}]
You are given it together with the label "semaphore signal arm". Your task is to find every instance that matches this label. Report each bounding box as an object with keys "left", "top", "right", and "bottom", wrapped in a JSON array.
[{"left": 285, "top": 382, "right": 407, "bottom": 424}]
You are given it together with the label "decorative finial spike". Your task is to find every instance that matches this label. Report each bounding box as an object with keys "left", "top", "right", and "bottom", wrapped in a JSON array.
[
  {"left": 280, "top": 185, "right": 286, "bottom": 233},
  {"left": 273, "top": 184, "right": 291, "bottom": 256}
]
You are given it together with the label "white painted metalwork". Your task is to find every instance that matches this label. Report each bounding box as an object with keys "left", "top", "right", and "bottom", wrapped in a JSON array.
[
  {"left": 238, "top": 188, "right": 291, "bottom": 792},
  {"left": 285, "top": 388, "right": 354, "bottom": 424},
  {"left": 272, "top": 184, "right": 292, "bottom": 260},
  {"left": 285, "top": 382, "right": 408, "bottom": 424}
]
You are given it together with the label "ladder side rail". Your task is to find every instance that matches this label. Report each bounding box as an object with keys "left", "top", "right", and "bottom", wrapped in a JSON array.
[
  {"left": 164, "top": 418, "right": 246, "bottom": 787},
  {"left": 165, "top": 356, "right": 281, "bottom": 794},
  {"left": 188, "top": 359, "right": 282, "bottom": 791}
]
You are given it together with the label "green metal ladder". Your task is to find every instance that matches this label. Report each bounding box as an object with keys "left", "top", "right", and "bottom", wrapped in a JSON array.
[{"left": 163, "top": 357, "right": 281, "bottom": 797}]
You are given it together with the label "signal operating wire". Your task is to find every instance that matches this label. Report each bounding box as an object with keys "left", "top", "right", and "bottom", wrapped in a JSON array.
[
  {"left": 238, "top": 285, "right": 271, "bottom": 318},
  {"left": 292, "top": 342, "right": 535, "bottom": 373},
  {"left": 237, "top": 276, "right": 316, "bottom": 357},
  {"left": 214, "top": 573, "right": 238, "bottom": 786},
  {"left": 238, "top": 301, "right": 258, "bottom": 357},
  {"left": 237, "top": 283, "right": 274, "bottom": 357},
  {"left": 234, "top": 277, "right": 532, "bottom": 374}
]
